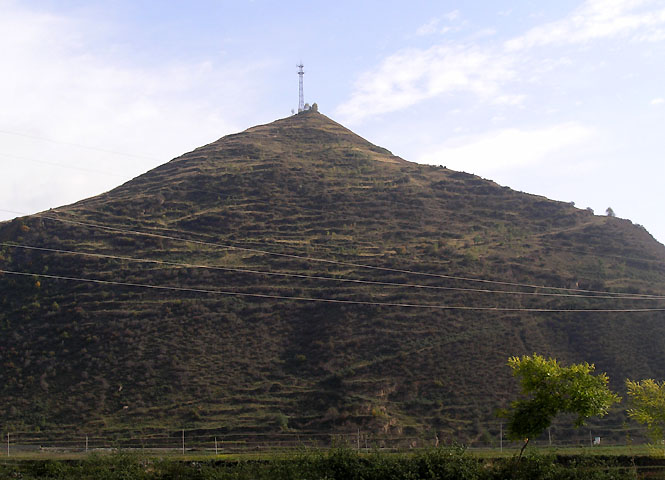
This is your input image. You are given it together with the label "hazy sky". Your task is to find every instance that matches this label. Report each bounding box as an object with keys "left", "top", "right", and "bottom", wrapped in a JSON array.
[{"left": 2, "top": 0, "right": 664, "bottom": 244}]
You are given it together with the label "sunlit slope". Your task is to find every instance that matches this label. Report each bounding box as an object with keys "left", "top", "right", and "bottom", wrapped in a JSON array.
[{"left": 1, "top": 111, "right": 664, "bottom": 439}]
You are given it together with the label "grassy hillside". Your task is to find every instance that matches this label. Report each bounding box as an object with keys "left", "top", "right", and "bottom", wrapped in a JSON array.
[{"left": 1, "top": 111, "right": 664, "bottom": 441}]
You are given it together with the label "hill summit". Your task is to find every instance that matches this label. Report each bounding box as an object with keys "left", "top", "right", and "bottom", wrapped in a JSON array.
[{"left": 1, "top": 111, "right": 665, "bottom": 443}]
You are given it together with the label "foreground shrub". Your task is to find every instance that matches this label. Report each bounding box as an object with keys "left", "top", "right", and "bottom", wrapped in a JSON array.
[{"left": 0, "top": 447, "right": 640, "bottom": 479}]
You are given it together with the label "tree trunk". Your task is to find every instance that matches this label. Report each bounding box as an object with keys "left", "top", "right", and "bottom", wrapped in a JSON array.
[{"left": 518, "top": 437, "right": 530, "bottom": 462}]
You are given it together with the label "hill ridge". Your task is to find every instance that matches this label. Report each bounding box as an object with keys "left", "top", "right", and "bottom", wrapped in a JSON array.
[{"left": 1, "top": 112, "right": 664, "bottom": 442}]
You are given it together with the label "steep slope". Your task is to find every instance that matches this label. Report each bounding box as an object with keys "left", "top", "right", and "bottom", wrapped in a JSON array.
[{"left": 1, "top": 111, "right": 664, "bottom": 442}]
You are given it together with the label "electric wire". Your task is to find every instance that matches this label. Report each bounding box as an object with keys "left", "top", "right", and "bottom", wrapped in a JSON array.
[
  {"left": 2, "top": 123, "right": 663, "bottom": 271},
  {"left": 3, "top": 208, "right": 664, "bottom": 300},
  {"left": 2, "top": 242, "right": 663, "bottom": 301},
  {"left": 0, "top": 129, "right": 160, "bottom": 162},
  {"left": 0, "top": 153, "right": 126, "bottom": 178},
  {"left": 44, "top": 213, "right": 665, "bottom": 298},
  {"left": 19, "top": 186, "right": 665, "bottom": 269},
  {"left": 5, "top": 209, "right": 663, "bottom": 299},
  {"left": 5, "top": 422, "right": 649, "bottom": 441},
  {"left": 53, "top": 187, "right": 665, "bottom": 268},
  {"left": 2, "top": 269, "right": 664, "bottom": 313},
  {"left": 62, "top": 203, "right": 665, "bottom": 274}
]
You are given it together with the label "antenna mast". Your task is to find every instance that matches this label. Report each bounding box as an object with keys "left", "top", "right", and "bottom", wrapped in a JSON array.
[{"left": 297, "top": 63, "right": 305, "bottom": 112}]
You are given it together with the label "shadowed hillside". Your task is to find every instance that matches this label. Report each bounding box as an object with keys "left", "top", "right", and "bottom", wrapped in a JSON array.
[{"left": 1, "top": 111, "right": 664, "bottom": 442}]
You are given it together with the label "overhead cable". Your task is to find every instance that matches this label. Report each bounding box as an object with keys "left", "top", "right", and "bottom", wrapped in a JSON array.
[
  {"left": 20, "top": 211, "right": 665, "bottom": 298},
  {"left": 0, "top": 129, "right": 159, "bottom": 161},
  {"left": 2, "top": 208, "right": 663, "bottom": 299},
  {"left": 2, "top": 269, "right": 664, "bottom": 313},
  {"left": 2, "top": 242, "right": 663, "bottom": 301}
]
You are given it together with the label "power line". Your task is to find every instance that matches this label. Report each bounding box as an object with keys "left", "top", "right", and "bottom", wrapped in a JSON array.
[
  {"left": 0, "top": 152, "right": 126, "bottom": 178},
  {"left": 510, "top": 228, "right": 665, "bottom": 267},
  {"left": 31, "top": 211, "right": 665, "bottom": 298},
  {"left": 2, "top": 242, "right": 663, "bottom": 301},
  {"left": 65, "top": 195, "right": 665, "bottom": 268},
  {"left": 4, "top": 207, "right": 663, "bottom": 299},
  {"left": 2, "top": 208, "right": 664, "bottom": 299},
  {"left": 1, "top": 122, "right": 662, "bottom": 270},
  {"left": 61, "top": 204, "right": 665, "bottom": 273},
  {"left": 2, "top": 268, "right": 664, "bottom": 313},
  {"left": 0, "top": 129, "right": 160, "bottom": 162}
]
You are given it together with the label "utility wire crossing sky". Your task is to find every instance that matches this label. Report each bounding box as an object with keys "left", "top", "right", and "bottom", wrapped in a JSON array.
[
  {"left": 1, "top": 0, "right": 664, "bottom": 244},
  {"left": 2, "top": 211, "right": 664, "bottom": 312}
]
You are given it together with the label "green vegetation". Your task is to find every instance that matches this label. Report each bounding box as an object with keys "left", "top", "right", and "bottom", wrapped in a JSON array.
[
  {"left": 626, "top": 379, "right": 665, "bottom": 444},
  {"left": 503, "top": 354, "right": 620, "bottom": 458},
  {"left": 1, "top": 112, "right": 664, "bottom": 440},
  {"left": 0, "top": 446, "right": 648, "bottom": 479}
]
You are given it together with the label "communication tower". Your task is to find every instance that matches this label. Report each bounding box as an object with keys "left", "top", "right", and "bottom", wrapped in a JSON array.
[{"left": 297, "top": 63, "right": 305, "bottom": 112}]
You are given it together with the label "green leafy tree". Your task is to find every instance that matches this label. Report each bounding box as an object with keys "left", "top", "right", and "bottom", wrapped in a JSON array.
[
  {"left": 504, "top": 354, "right": 620, "bottom": 458},
  {"left": 626, "top": 379, "right": 665, "bottom": 443}
]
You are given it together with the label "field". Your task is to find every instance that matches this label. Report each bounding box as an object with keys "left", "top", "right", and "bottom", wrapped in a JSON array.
[{"left": 3, "top": 444, "right": 665, "bottom": 479}]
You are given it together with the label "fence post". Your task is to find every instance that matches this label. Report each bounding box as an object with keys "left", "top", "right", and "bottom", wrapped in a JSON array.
[
  {"left": 182, "top": 429, "right": 185, "bottom": 454},
  {"left": 6, "top": 432, "right": 9, "bottom": 457},
  {"left": 86, "top": 434, "right": 89, "bottom": 453},
  {"left": 500, "top": 423, "right": 503, "bottom": 453},
  {"left": 215, "top": 437, "right": 218, "bottom": 455}
]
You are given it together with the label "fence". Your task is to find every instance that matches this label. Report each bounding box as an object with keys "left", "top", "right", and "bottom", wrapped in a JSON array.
[{"left": 0, "top": 422, "right": 654, "bottom": 456}]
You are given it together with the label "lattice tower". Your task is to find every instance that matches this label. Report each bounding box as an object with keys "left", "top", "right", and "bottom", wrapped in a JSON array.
[{"left": 297, "top": 63, "right": 305, "bottom": 112}]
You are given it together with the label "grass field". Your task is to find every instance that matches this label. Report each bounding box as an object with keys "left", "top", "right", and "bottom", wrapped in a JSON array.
[
  {"left": 3, "top": 444, "right": 665, "bottom": 479},
  {"left": 0, "top": 443, "right": 658, "bottom": 460}
]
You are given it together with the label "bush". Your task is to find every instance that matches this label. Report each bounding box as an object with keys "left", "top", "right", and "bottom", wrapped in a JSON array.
[{"left": 0, "top": 448, "right": 639, "bottom": 479}]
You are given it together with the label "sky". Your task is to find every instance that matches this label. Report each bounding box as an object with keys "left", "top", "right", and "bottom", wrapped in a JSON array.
[{"left": 1, "top": 0, "right": 664, "bottom": 245}]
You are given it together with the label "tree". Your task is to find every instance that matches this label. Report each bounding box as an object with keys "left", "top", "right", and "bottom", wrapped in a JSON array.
[
  {"left": 606, "top": 207, "right": 616, "bottom": 217},
  {"left": 504, "top": 354, "right": 620, "bottom": 458},
  {"left": 626, "top": 379, "right": 665, "bottom": 442}
]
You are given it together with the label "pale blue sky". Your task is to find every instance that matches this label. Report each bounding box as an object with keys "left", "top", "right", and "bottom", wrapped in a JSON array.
[{"left": 1, "top": 0, "right": 664, "bottom": 245}]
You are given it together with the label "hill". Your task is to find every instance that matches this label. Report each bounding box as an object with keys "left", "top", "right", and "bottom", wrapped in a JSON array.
[{"left": 1, "top": 111, "right": 665, "bottom": 444}]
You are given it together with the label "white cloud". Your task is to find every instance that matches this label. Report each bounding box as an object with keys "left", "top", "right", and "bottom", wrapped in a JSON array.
[
  {"left": 505, "top": 0, "right": 665, "bottom": 50},
  {"left": 0, "top": 8, "right": 247, "bottom": 149},
  {"left": 418, "top": 122, "right": 595, "bottom": 173},
  {"left": 633, "top": 28, "right": 665, "bottom": 41},
  {"left": 443, "top": 10, "right": 460, "bottom": 22},
  {"left": 338, "top": 0, "right": 665, "bottom": 123},
  {"left": 0, "top": 2, "right": 266, "bottom": 221},
  {"left": 651, "top": 97, "right": 665, "bottom": 105},
  {"left": 416, "top": 10, "right": 462, "bottom": 36},
  {"left": 492, "top": 94, "right": 526, "bottom": 106},
  {"left": 416, "top": 18, "right": 441, "bottom": 36},
  {"left": 335, "top": 44, "right": 516, "bottom": 123}
]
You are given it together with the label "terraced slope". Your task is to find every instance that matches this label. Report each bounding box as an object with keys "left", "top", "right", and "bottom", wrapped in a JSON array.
[{"left": 1, "top": 111, "right": 664, "bottom": 441}]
